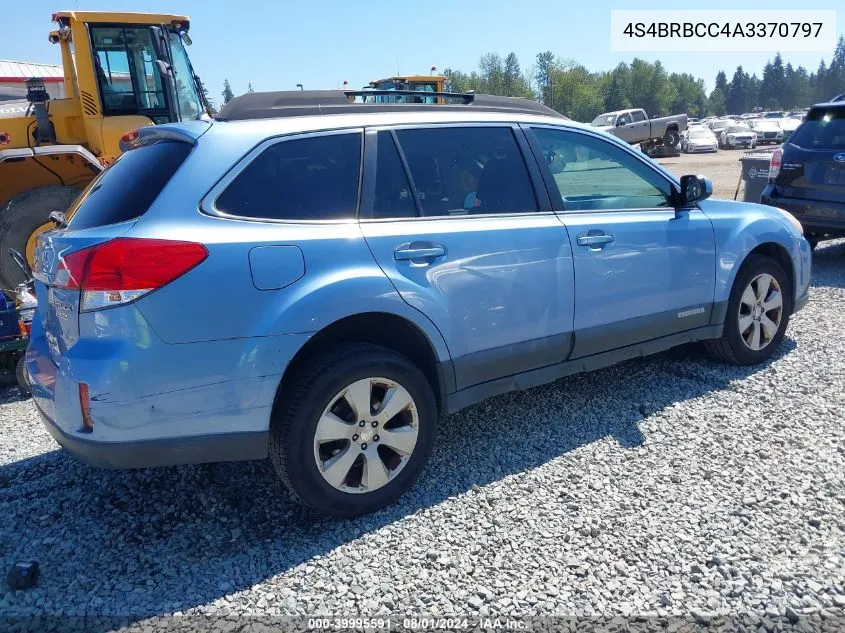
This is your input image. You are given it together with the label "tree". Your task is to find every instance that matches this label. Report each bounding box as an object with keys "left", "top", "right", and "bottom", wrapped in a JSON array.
[
  {"left": 726, "top": 66, "right": 751, "bottom": 114},
  {"left": 708, "top": 88, "right": 726, "bottom": 116},
  {"left": 824, "top": 35, "right": 845, "bottom": 101},
  {"left": 247, "top": 83, "right": 255, "bottom": 93},
  {"left": 503, "top": 53, "right": 520, "bottom": 97},
  {"left": 714, "top": 70, "right": 728, "bottom": 95},
  {"left": 535, "top": 51, "right": 555, "bottom": 104},
  {"left": 222, "top": 79, "right": 234, "bottom": 104},
  {"left": 601, "top": 63, "right": 631, "bottom": 111},
  {"left": 813, "top": 59, "right": 828, "bottom": 103},
  {"left": 198, "top": 78, "right": 217, "bottom": 116}
]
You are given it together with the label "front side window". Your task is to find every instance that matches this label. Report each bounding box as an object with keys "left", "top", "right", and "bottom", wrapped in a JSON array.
[
  {"left": 530, "top": 127, "right": 670, "bottom": 211},
  {"left": 390, "top": 126, "right": 538, "bottom": 217},
  {"left": 215, "top": 133, "right": 362, "bottom": 221},
  {"left": 91, "top": 26, "right": 166, "bottom": 115}
]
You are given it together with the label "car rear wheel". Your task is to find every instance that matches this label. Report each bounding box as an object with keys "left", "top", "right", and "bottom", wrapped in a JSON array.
[
  {"left": 704, "top": 254, "right": 791, "bottom": 365},
  {"left": 269, "top": 343, "right": 437, "bottom": 517}
]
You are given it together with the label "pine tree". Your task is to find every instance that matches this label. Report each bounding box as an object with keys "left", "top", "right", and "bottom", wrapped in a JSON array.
[
  {"left": 198, "top": 78, "right": 217, "bottom": 116},
  {"left": 222, "top": 79, "right": 234, "bottom": 104}
]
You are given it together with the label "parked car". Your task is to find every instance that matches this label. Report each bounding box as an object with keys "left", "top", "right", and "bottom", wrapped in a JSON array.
[
  {"left": 778, "top": 117, "right": 802, "bottom": 142},
  {"left": 762, "top": 99, "right": 845, "bottom": 249},
  {"left": 27, "top": 90, "right": 811, "bottom": 517},
  {"left": 719, "top": 125, "right": 757, "bottom": 150},
  {"left": 589, "top": 108, "right": 687, "bottom": 149},
  {"left": 708, "top": 118, "right": 734, "bottom": 135},
  {"left": 682, "top": 126, "right": 719, "bottom": 152},
  {"left": 750, "top": 119, "right": 784, "bottom": 145}
]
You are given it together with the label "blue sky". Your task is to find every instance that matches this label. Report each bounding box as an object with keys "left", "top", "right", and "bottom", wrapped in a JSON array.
[{"left": 5, "top": 0, "right": 843, "bottom": 105}]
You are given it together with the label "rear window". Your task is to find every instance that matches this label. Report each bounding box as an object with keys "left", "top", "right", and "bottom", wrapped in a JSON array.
[
  {"left": 788, "top": 108, "right": 845, "bottom": 150},
  {"left": 67, "top": 140, "right": 191, "bottom": 230},
  {"left": 215, "top": 132, "right": 362, "bottom": 221}
]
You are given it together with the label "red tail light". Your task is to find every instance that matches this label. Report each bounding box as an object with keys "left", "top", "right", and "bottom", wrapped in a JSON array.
[
  {"left": 769, "top": 147, "right": 783, "bottom": 180},
  {"left": 119, "top": 129, "right": 145, "bottom": 152},
  {"left": 54, "top": 238, "right": 208, "bottom": 311}
]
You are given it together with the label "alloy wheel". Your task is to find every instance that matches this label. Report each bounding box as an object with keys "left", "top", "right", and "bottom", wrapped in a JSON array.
[
  {"left": 313, "top": 377, "right": 419, "bottom": 493},
  {"left": 738, "top": 273, "right": 783, "bottom": 351}
]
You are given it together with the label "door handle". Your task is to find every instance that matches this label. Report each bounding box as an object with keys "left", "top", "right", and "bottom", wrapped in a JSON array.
[
  {"left": 394, "top": 244, "right": 446, "bottom": 261},
  {"left": 577, "top": 233, "right": 615, "bottom": 247}
]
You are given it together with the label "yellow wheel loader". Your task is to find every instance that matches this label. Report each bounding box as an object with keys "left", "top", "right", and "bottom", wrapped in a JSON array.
[
  {"left": 362, "top": 74, "right": 446, "bottom": 103},
  {"left": 0, "top": 11, "right": 210, "bottom": 288}
]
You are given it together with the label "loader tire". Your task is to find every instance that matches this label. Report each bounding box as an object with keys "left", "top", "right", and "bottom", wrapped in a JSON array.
[{"left": 0, "top": 186, "right": 81, "bottom": 289}]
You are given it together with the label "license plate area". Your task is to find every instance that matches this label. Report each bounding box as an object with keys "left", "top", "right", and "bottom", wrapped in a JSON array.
[{"left": 823, "top": 166, "right": 845, "bottom": 186}]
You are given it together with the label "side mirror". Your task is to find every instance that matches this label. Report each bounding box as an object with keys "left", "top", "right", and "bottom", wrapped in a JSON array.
[
  {"left": 180, "top": 31, "right": 192, "bottom": 46},
  {"left": 678, "top": 175, "right": 713, "bottom": 206}
]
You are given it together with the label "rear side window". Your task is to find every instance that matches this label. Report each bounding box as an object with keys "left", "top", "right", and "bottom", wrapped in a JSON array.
[
  {"left": 788, "top": 108, "right": 845, "bottom": 150},
  {"left": 391, "top": 126, "right": 538, "bottom": 217},
  {"left": 67, "top": 140, "right": 191, "bottom": 230},
  {"left": 215, "top": 132, "right": 362, "bottom": 220},
  {"left": 373, "top": 131, "right": 417, "bottom": 219}
]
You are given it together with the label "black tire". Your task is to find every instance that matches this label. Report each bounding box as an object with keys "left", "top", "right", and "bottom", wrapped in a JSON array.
[
  {"left": 0, "top": 186, "right": 81, "bottom": 289},
  {"left": 269, "top": 343, "right": 437, "bottom": 517},
  {"left": 15, "top": 355, "right": 30, "bottom": 396},
  {"left": 704, "top": 254, "right": 792, "bottom": 366},
  {"left": 663, "top": 128, "right": 680, "bottom": 148}
]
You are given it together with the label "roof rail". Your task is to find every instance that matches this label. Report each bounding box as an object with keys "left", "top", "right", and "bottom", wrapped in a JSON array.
[{"left": 215, "top": 89, "right": 567, "bottom": 122}]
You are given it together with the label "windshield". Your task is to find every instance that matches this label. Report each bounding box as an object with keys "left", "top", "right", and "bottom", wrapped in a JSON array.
[
  {"left": 591, "top": 114, "right": 616, "bottom": 126},
  {"left": 727, "top": 127, "right": 750, "bottom": 134},
  {"left": 167, "top": 31, "right": 203, "bottom": 120},
  {"left": 368, "top": 80, "right": 438, "bottom": 104},
  {"left": 690, "top": 129, "right": 712, "bottom": 138},
  {"left": 788, "top": 108, "right": 845, "bottom": 150}
]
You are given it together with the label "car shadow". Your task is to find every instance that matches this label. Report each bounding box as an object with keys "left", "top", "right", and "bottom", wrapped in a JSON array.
[{"left": 0, "top": 337, "right": 796, "bottom": 627}]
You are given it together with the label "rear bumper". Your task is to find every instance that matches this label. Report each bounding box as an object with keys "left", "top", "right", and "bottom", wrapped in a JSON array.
[
  {"left": 35, "top": 400, "right": 267, "bottom": 468},
  {"left": 762, "top": 187, "right": 845, "bottom": 234},
  {"left": 26, "top": 307, "right": 311, "bottom": 469}
]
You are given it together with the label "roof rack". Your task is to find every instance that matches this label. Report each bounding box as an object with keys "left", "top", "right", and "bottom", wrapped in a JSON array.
[{"left": 215, "top": 89, "right": 567, "bottom": 122}]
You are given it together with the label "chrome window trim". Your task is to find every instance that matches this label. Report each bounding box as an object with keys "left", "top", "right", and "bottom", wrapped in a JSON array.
[{"left": 199, "top": 127, "right": 365, "bottom": 225}]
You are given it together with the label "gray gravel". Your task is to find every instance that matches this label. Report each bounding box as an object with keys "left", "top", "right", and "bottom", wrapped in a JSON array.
[{"left": 1, "top": 242, "right": 844, "bottom": 631}]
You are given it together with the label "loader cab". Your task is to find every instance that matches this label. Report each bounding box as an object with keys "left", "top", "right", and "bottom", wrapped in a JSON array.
[
  {"left": 89, "top": 23, "right": 203, "bottom": 124},
  {"left": 363, "top": 76, "right": 444, "bottom": 104}
]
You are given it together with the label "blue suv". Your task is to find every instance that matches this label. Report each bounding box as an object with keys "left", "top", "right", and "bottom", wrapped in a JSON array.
[{"left": 27, "top": 91, "right": 811, "bottom": 517}]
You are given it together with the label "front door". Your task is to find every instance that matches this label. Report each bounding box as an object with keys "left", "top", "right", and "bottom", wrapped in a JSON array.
[
  {"left": 526, "top": 125, "right": 716, "bottom": 359},
  {"left": 360, "top": 126, "right": 575, "bottom": 390}
]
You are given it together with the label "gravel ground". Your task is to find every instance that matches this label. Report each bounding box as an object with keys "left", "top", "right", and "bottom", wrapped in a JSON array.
[{"left": 1, "top": 195, "right": 844, "bottom": 630}]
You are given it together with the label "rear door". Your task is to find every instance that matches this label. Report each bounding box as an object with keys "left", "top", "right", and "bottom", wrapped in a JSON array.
[
  {"left": 776, "top": 106, "right": 845, "bottom": 206},
  {"left": 525, "top": 125, "right": 716, "bottom": 359},
  {"left": 360, "top": 125, "right": 575, "bottom": 390}
]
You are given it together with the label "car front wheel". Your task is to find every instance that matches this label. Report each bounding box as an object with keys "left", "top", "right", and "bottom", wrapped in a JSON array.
[
  {"left": 704, "top": 254, "right": 791, "bottom": 365},
  {"left": 269, "top": 343, "right": 437, "bottom": 517}
]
